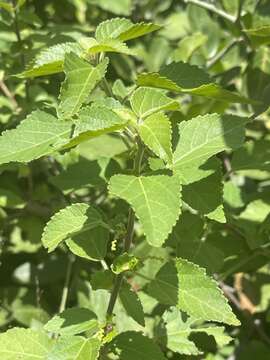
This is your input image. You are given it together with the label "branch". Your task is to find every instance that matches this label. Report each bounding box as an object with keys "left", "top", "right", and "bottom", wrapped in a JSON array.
[{"left": 184, "top": 0, "right": 236, "bottom": 23}]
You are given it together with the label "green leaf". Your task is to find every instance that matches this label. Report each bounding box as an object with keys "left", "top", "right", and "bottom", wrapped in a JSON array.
[
  {"left": 171, "top": 32, "right": 207, "bottom": 62},
  {"left": 182, "top": 170, "right": 226, "bottom": 223},
  {"left": 130, "top": 87, "right": 180, "bottom": 119},
  {"left": 95, "top": 18, "right": 161, "bottom": 42},
  {"left": 58, "top": 53, "right": 108, "bottom": 119},
  {"left": 44, "top": 308, "right": 98, "bottom": 336},
  {"left": 65, "top": 104, "right": 128, "bottom": 148},
  {"left": 88, "top": 0, "right": 132, "bottom": 16},
  {"left": 147, "top": 261, "right": 178, "bottom": 305},
  {"left": 139, "top": 112, "right": 172, "bottom": 164},
  {"left": 137, "top": 61, "right": 256, "bottom": 104},
  {"left": 109, "top": 175, "right": 181, "bottom": 247},
  {"left": 119, "top": 282, "right": 145, "bottom": 326},
  {"left": 110, "top": 331, "right": 166, "bottom": 360},
  {"left": 17, "top": 43, "right": 82, "bottom": 78},
  {"left": 111, "top": 253, "right": 139, "bottom": 274},
  {"left": 48, "top": 336, "right": 101, "bottom": 360},
  {"left": 168, "top": 213, "right": 224, "bottom": 274},
  {"left": 0, "top": 328, "right": 53, "bottom": 359},
  {"left": 173, "top": 113, "right": 247, "bottom": 172},
  {"left": 82, "top": 37, "right": 136, "bottom": 56},
  {"left": 244, "top": 26, "right": 270, "bottom": 46},
  {"left": 0, "top": 110, "right": 72, "bottom": 166},
  {"left": 162, "top": 308, "right": 232, "bottom": 355},
  {"left": 176, "top": 258, "right": 240, "bottom": 326},
  {"left": 42, "top": 203, "right": 108, "bottom": 253}
]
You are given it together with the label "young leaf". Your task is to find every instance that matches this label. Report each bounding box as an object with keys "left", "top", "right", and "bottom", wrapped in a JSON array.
[
  {"left": 58, "top": 53, "right": 108, "bottom": 119},
  {"left": 0, "top": 328, "right": 53, "bottom": 359},
  {"left": 44, "top": 308, "right": 98, "bottom": 336},
  {"left": 173, "top": 113, "right": 247, "bottom": 172},
  {"left": 0, "top": 110, "right": 73, "bottom": 166},
  {"left": 119, "top": 282, "right": 145, "bottom": 326},
  {"left": 109, "top": 175, "right": 181, "bottom": 247},
  {"left": 17, "top": 43, "right": 82, "bottom": 78},
  {"left": 49, "top": 337, "right": 100, "bottom": 360},
  {"left": 176, "top": 258, "right": 240, "bottom": 326},
  {"left": 137, "top": 61, "right": 256, "bottom": 104},
  {"left": 82, "top": 37, "right": 136, "bottom": 56},
  {"left": 110, "top": 331, "right": 166, "bottom": 360},
  {"left": 162, "top": 307, "right": 232, "bottom": 355},
  {"left": 130, "top": 87, "right": 180, "bottom": 119},
  {"left": 139, "top": 112, "right": 172, "bottom": 164},
  {"left": 95, "top": 18, "right": 161, "bottom": 42},
  {"left": 42, "top": 203, "right": 108, "bottom": 253}
]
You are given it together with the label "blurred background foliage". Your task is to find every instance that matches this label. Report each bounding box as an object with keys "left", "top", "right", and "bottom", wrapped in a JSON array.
[{"left": 0, "top": 0, "right": 270, "bottom": 359}]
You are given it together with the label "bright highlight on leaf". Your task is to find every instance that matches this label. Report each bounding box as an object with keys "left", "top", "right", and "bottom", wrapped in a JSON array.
[
  {"left": 176, "top": 258, "right": 240, "bottom": 326},
  {"left": 0, "top": 110, "right": 73, "bottom": 166},
  {"left": 130, "top": 86, "right": 180, "bottom": 119},
  {"left": 139, "top": 112, "right": 173, "bottom": 164},
  {"left": 58, "top": 53, "right": 108, "bottom": 119},
  {"left": 109, "top": 175, "right": 181, "bottom": 247},
  {"left": 42, "top": 203, "right": 108, "bottom": 255}
]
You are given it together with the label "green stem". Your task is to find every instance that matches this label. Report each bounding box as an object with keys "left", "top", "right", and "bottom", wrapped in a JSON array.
[
  {"left": 59, "top": 255, "right": 75, "bottom": 313},
  {"left": 106, "top": 136, "right": 144, "bottom": 319},
  {"left": 184, "top": 0, "right": 236, "bottom": 23}
]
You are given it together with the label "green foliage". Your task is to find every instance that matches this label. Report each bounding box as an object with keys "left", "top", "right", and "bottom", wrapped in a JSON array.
[{"left": 1, "top": 1, "right": 270, "bottom": 359}]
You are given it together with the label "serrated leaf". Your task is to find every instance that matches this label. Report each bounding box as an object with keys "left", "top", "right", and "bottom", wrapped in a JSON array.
[
  {"left": 119, "top": 282, "right": 145, "bottom": 326},
  {"left": 84, "top": 37, "right": 136, "bottom": 56},
  {"left": 17, "top": 43, "right": 82, "bottom": 78},
  {"left": 147, "top": 262, "right": 178, "bottom": 305},
  {"left": 0, "top": 328, "right": 53, "bottom": 359},
  {"left": 109, "top": 175, "right": 181, "bottom": 247},
  {"left": 0, "top": 110, "right": 72, "bottom": 166},
  {"left": 42, "top": 203, "right": 108, "bottom": 253},
  {"left": 137, "top": 61, "right": 256, "bottom": 104},
  {"left": 58, "top": 53, "right": 108, "bottom": 119},
  {"left": 130, "top": 87, "right": 180, "bottom": 119},
  {"left": 182, "top": 170, "right": 226, "bottom": 223},
  {"left": 162, "top": 307, "right": 232, "bottom": 355},
  {"left": 48, "top": 336, "right": 101, "bottom": 360},
  {"left": 110, "top": 331, "right": 166, "bottom": 360},
  {"left": 44, "top": 308, "right": 98, "bottom": 336},
  {"left": 176, "top": 258, "right": 240, "bottom": 325},
  {"left": 173, "top": 113, "right": 247, "bottom": 172},
  {"left": 95, "top": 18, "right": 161, "bottom": 42},
  {"left": 139, "top": 112, "right": 172, "bottom": 164},
  {"left": 65, "top": 104, "right": 128, "bottom": 148}
]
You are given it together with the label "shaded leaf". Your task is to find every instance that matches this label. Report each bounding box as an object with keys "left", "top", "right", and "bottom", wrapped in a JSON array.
[
  {"left": 44, "top": 308, "right": 98, "bottom": 336},
  {"left": 119, "top": 282, "right": 145, "bottom": 326}
]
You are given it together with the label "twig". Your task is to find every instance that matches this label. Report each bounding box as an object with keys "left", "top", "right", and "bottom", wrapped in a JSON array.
[
  {"left": 0, "top": 79, "right": 19, "bottom": 110},
  {"left": 207, "top": 38, "right": 243, "bottom": 69},
  {"left": 106, "top": 136, "right": 144, "bottom": 319},
  {"left": 59, "top": 255, "right": 75, "bottom": 313},
  {"left": 184, "top": 0, "right": 236, "bottom": 23}
]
